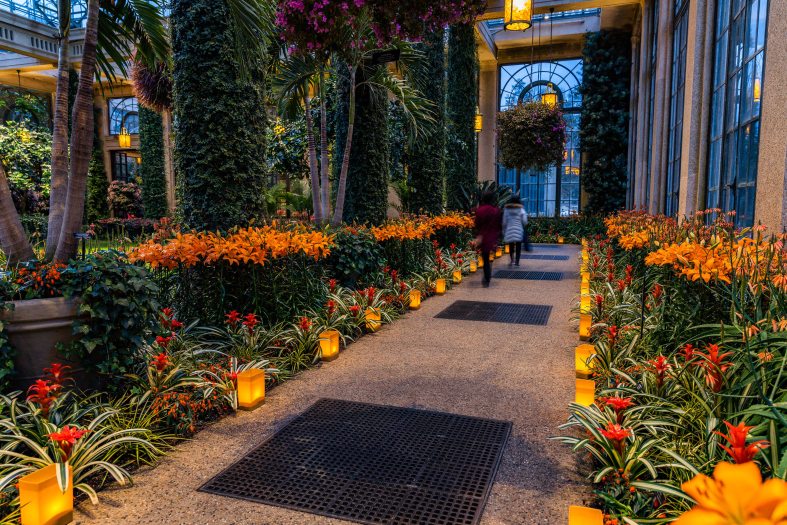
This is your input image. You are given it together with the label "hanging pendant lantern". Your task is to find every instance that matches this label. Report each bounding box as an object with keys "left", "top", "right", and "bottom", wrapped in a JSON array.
[
  {"left": 118, "top": 127, "right": 131, "bottom": 148},
  {"left": 541, "top": 83, "right": 558, "bottom": 108},
  {"left": 504, "top": 0, "right": 533, "bottom": 31}
]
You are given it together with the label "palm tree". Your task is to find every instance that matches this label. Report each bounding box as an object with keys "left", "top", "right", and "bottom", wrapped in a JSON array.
[
  {"left": 0, "top": 0, "right": 170, "bottom": 262},
  {"left": 273, "top": 35, "right": 435, "bottom": 226},
  {"left": 0, "top": 164, "right": 34, "bottom": 264}
]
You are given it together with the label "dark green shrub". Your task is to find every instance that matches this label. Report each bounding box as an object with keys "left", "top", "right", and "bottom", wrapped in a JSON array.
[
  {"left": 333, "top": 63, "right": 390, "bottom": 225},
  {"left": 379, "top": 239, "right": 432, "bottom": 277},
  {"left": 407, "top": 29, "right": 445, "bottom": 215},
  {"left": 139, "top": 107, "right": 168, "bottom": 219},
  {"left": 325, "top": 228, "right": 385, "bottom": 288},
  {"left": 172, "top": 0, "right": 267, "bottom": 231},
  {"left": 0, "top": 301, "right": 15, "bottom": 392},
  {"left": 61, "top": 251, "right": 160, "bottom": 379},
  {"left": 445, "top": 22, "right": 478, "bottom": 211},
  {"left": 580, "top": 30, "right": 631, "bottom": 213},
  {"left": 527, "top": 215, "right": 606, "bottom": 243}
]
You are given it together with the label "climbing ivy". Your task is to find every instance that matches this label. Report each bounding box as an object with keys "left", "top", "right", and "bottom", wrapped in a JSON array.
[
  {"left": 138, "top": 107, "right": 168, "bottom": 219},
  {"left": 445, "top": 23, "right": 479, "bottom": 211},
  {"left": 333, "top": 63, "right": 390, "bottom": 225},
  {"left": 580, "top": 30, "right": 631, "bottom": 213},
  {"left": 407, "top": 29, "right": 445, "bottom": 215},
  {"left": 171, "top": 0, "right": 267, "bottom": 231}
]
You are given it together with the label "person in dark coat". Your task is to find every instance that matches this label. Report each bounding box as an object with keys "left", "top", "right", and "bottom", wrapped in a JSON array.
[{"left": 474, "top": 191, "right": 502, "bottom": 287}]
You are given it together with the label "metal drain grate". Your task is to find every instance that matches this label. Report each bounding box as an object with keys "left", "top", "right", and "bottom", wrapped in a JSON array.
[
  {"left": 520, "top": 254, "right": 569, "bottom": 261},
  {"left": 200, "top": 399, "right": 511, "bottom": 525},
  {"left": 532, "top": 244, "right": 563, "bottom": 249},
  {"left": 434, "top": 300, "right": 552, "bottom": 325},
  {"left": 493, "top": 270, "right": 563, "bottom": 281}
]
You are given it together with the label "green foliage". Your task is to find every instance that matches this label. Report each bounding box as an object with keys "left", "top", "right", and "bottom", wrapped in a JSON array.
[
  {"left": 138, "top": 107, "right": 168, "bottom": 219},
  {"left": 0, "top": 122, "right": 52, "bottom": 215},
  {"left": 326, "top": 228, "right": 385, "bottom": 287},
  {"left": 580, "top": 30, "right": 631, "bottom": 213},
  {"left": 498, "top": 101, "right": 566, "bottom": 172},
  {"left": 445, "top": 23, "right": 478, "bottom": 211},
  {"left": 61, "top": 252, "right": 160, "bottom": 379},
  {"left": 407, "top": 29, "right": 445, "bottom": 215},
  {"left": 172, "top": 0, "right": 268, "bottom": 231},
  {"left": 171, "top": 256, "right": 328, "bottom": 327},
  {"left": 388, "top": 101, "right": 407, "bottom": 183},
  {"left": 266, "top": 116, "right": 309, "bottom": 184},
  {"left": 0, "top": 88, "right": 50, "bottom": 128},
  {"left": 527, "top": 215, "right": 606, "bottom": 243},
  {"left": 0, "top": 302, "right": 15, "bottom": 393},
  {"left": 85, "top": 110, "right": 109, "bottom": 224},
  {"left": 458, "top": 180, "right": 513, "bottom": 210},
  {"left": 333, "top": 63, "right": 390, "bottom": 225}
]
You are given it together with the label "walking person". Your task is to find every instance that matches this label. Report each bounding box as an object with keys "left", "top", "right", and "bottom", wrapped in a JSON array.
[
  {"left": 474, "top": 192, "right": 502, "bottom": 287},
  {"left": 502, "top": 196, "right": 528, "bottom": 266}
]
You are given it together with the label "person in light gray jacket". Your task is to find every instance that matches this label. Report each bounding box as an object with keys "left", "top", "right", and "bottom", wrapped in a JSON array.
[{"left": 502, "top": 196, "right": 528, "bottom": 266}]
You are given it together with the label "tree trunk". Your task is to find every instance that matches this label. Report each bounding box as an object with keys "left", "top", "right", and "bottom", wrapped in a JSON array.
[
  {"left": 54, "top": 0, "right": 98, "bottom": 262},
  {"left": 0, "top": 164, "right": 35, "bottom": 264},
  {"left": 318, "top": 70, "right": 331, "bottom": 222},
  {"left": 331, "top": 65, "right": 357, "bottom": 227},
  {"left": 304, "top": 95, "right": 322, "bottom": 223},
  {"left": 45, "top": 0, "right": 71, "bottom": 260}
]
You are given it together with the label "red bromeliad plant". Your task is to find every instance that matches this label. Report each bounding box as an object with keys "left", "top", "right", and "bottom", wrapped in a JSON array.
[
  {"left": 599, "top": 423, "right": 632, "bottom": 455},
  {"left": 696, "top": 343, "right": 732, "bottom": 393},
  {"left": 48, "top": 426, "right": 90, "bottom": 462},
  {"left": 601, "top": 396, "right": 635, "bottom": 424},
  {"left": 714, "top": 421, "right": 769, "bottom": 464},
  {"left": 27, "top": 380, "right": 61, "bottom": 416}
]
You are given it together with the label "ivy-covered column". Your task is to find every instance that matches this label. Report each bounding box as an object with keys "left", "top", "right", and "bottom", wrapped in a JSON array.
[
  {"left": 138, "top": 107, "right": 168, "bottom": 218},
  {"left": 580, "top": 30, "right": 632, "bottom": 213},
  {"left": 407, "top": 29, "right": 445, "bottom": 215},
  {"left": 171, "top": 0, "right": 267, "bottom": 230},
  {"left": 445, "top": 23, "right": 479, "bottom": 211},
  {"left": 333, "top": 64, "right": 390, "bottom": 225}
]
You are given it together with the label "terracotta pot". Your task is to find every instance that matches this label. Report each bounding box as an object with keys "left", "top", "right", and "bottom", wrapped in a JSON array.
[{"left": 1, "top": 297, "right": 83, "bottom": 390}]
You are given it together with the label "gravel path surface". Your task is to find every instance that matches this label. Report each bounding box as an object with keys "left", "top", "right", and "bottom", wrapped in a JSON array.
[{"left": 76, "top": 244, "right": 592, "bottom": 525}]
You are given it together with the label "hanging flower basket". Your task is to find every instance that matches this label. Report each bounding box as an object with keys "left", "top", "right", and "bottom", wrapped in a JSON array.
[{"left": 497, "top": 101, "right": 566, "bottom": 172}]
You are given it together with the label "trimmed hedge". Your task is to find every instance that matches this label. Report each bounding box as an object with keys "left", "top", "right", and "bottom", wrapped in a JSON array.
[
  {"left": 171, "top": 0, "right": 267, "bottom": 231},
  {"left": 138, "top": 107, "right": 168, "bottom": 219},
  {"left": 580, "top": 30, "right": 631, "bottom": 213},
  {"left": 445, "top": 23, "right": 479, "bottom": 211},
  {"left": 333, "top": 63, "right": 390, "bottom": 225},
  {"left": 407, "top": 29, "right": 445, "bottom": 215}
]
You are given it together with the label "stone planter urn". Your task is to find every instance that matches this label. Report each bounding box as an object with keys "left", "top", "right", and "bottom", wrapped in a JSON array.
[{"left": 1, "top": 297, "right": 82, "bottom": 390}]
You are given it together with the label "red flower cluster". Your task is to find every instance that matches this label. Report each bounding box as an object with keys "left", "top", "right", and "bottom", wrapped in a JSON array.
[
  {"left": 225, "top": 310, "right": 242, "bottom": 326},
  {"left": 601, "top": 396, "right": 635, "bottom": 424},
  {"left": 48, "top": 425, "right": 90, "bottom": 461},
  {"left": 646, "top": 355, "right": 671, "bottom": 388},
  {"left": 299, "top": 317, "right": 312, "bottom": 331},
  {"left": 27, "top": 379, "right": 61, "bottom": 415},
  {"left": 599, "top": 423, "right": 632, "bottom": 454},
  {"left": 697, "top": 343, "right": 732, "bottom": 393},
  {"left": 160, "top": 308, "right": 184, "bottom": 331},
  {"left": 326, "top": 300, "right": 336, "bottom": 316},
  {"left": 152, "top": 352, "right": 170, "bottom": 372},
  {"left": 713, "top": 420, "right": 769, "bottom": 464}
]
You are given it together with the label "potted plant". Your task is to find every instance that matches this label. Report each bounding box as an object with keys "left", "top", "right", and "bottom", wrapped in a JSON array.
[
  {"left": 497, "top": 101, "right": 566, "bottom": 173},
  {"left": 0, "top": 262, "right": 81, "bottom": 389}
]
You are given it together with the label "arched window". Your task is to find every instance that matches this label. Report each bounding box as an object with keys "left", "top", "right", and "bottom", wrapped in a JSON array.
[
  {"left": 108, "top": 97, "right": 139, "bottom": 136},
  {"left": 498, "top": 59, "right": 583, "bottom": 217}
]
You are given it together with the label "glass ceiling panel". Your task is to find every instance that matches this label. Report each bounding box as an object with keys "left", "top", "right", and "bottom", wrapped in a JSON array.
[{"left": 0, "top": 0, "right": 87, "bottom": 28}]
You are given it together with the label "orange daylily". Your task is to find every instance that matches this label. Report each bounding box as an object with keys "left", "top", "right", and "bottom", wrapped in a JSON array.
[{"left": 675, "top": 462, "right": 787, "bottom": 525}]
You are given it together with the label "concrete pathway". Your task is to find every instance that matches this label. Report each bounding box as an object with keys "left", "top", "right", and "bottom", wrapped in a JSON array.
[{"left": 77, "top": 244, "right": 590, "bottom": 525}]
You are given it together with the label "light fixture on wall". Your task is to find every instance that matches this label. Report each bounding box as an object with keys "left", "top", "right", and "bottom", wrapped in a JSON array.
[
  {"left": 504, "top": 0, "right": 532, "bottom": 31},
  {"left": 474, "top": 107, "right": 483, "bottom": 133},
  {"left": 118, "top": 127, "right": 131, "bottom": 148},
  {"left": 753, "top": 78, "right": 761, "bottom": 103}
]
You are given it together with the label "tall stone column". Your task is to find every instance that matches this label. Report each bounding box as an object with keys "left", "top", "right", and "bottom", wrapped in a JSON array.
[
  {"left": 679, "top": 0, "right": 713, "bottom": 217},
  {"left": 627, "top": 25, "right": 641, "bottom": 209},
  {"left": 633, "top": 1, "right": 652, "bottom": 209},
  {"left": 649, "top": 0, "right": 674, "bottom": 213},
  {"left": 755, "top": 0, "right": 787, "bottom": 231}
]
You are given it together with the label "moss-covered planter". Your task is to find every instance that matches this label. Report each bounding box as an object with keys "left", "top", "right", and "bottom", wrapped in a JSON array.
[{"left": 1, "top": 297, "right": 81, "bottom": 390}]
